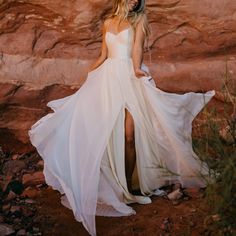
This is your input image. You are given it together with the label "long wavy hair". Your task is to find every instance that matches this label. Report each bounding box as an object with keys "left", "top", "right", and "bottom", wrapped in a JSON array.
[{"left": 108, "top": 0, "right": 150, "bottom": 37}]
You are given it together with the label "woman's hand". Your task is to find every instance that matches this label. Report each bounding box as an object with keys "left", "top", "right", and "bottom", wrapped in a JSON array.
[{"left": 135, "top": 68, "right": 149, "bottom": 78}]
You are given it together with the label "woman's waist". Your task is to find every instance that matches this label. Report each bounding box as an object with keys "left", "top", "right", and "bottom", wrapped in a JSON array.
[
  {"left": 107, "top": 50, "right": 132, "bottom": 60},
  {"left": 106, "top": 55, "right": 132, "bottom": 61}
]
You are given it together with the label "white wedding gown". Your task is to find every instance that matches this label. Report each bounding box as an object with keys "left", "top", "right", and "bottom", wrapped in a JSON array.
[{"left": 28, "top": 26, "right": 215, "bottom": 236}]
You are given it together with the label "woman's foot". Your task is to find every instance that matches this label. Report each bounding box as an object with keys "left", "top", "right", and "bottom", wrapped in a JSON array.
[
  {"left": 134, "top": 195, "right": 152, "bottom": 204},
  {"left": 125, "top": 195, "right": 152, "bottom": 205}
]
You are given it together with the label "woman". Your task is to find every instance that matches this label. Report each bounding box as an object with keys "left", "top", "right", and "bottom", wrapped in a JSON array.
[{"left": 28, "top": 0, "right": 215, "bottom": 235}]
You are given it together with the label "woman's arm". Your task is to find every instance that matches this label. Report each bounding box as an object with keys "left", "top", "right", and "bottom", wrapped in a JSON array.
[
  {"left": 132, "top": 15, "right": 149, "bottom": 78},
  {"left": 88, "top": 20, "right": 109, "bottom": 72}
]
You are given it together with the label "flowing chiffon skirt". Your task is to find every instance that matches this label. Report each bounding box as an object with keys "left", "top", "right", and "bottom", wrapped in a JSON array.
[{"left": 28, "top": 57, "right": 215, "bottom": 235}]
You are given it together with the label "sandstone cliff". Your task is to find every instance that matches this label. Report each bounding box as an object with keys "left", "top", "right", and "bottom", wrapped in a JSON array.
[{"left": 0, "top": 0, "right": 235, "bottom": 151}]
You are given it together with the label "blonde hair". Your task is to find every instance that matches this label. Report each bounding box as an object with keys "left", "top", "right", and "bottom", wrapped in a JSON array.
[{"left": 108, "top": 0, "right": 150, "bottom": 37}]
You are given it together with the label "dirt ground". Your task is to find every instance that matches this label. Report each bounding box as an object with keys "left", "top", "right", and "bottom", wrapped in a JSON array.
[
  {"left": 34, "top": 186, "right": 209, "bottom": 236},
  {"left": 0, "top": 150, "right": 217, "bottom": 236}
]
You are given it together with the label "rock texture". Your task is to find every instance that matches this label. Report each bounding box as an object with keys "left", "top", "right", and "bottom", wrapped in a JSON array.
[{"left": 0, "top": 0, "right": 235, "bottom": 151}]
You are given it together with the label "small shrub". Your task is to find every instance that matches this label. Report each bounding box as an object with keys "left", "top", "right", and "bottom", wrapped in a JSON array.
[{"left": 193, "top": 59, "right": 236, "bottom": 235}]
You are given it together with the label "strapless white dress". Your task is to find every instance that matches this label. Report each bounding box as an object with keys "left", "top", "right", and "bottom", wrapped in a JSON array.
[{"left": 28, "top": 26, "right": 215, "bottom": 236}]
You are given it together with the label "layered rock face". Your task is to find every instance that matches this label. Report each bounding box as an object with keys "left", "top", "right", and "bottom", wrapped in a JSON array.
[{"left": 0, "top": 0, "right": 235, "bottom": 152}]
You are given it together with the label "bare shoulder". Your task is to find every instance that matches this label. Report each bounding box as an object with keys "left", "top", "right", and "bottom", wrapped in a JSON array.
[
  {"left": 136, "top": 14, "right": 146, "bottom": 27},
  {"left": 103, "top": 18, "right": 112, "bottom": 30},
  {"left": 134, "top": 13, "right": 149, "bottom": 39}
]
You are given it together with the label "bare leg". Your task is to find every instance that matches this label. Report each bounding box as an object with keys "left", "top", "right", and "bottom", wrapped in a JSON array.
[{"left": 125, "top": 108, "right": 136, "bottom": 193}]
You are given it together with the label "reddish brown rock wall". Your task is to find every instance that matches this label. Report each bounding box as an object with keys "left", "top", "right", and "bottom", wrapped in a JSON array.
[{"left": 0, "top": 0, "right": 235, "bottom": 152}]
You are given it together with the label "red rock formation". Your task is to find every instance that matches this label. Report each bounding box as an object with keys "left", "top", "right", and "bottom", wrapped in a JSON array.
[{"left": 0, "top": 0, "right": 235, "bottom": 152}]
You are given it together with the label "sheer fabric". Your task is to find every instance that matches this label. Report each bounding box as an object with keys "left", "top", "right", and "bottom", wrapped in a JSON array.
[{"left": 28, "top": 26, "right": 215, "bottom": 235}]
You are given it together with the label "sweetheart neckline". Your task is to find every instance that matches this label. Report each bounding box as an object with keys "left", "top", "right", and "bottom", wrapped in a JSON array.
[{"left": 106, "top": 27, "right": 132, "bottom": 37}]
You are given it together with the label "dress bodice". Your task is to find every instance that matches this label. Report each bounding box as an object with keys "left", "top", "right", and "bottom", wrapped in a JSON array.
[{"left": 105, "top": 27, "right": 134, "bottom": 59}]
